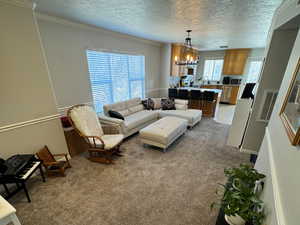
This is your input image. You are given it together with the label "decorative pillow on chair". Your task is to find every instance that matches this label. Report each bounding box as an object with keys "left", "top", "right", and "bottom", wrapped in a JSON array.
[
  {"left": 142, "top": 98, "right": 154, "bottom": 110},
  {"left": 161, "top": 98, "right": 176, "bottom": 110},
  {"left": 108, "top": 110, "right": 124, "bottom": 120}
]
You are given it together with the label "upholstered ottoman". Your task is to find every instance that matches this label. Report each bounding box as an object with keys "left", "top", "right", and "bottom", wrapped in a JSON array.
[{"left": 139, "top": 116, "right": 188, "bottom": 152}]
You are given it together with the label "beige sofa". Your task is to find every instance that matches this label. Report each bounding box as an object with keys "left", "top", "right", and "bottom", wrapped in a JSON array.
[{"left": 99, "top": 98, "right": 202, "bottom": 138}]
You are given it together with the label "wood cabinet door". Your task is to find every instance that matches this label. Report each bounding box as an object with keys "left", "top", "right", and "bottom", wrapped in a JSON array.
[{"left": 223, "top": 49, "right": 250, "bottom": 75}]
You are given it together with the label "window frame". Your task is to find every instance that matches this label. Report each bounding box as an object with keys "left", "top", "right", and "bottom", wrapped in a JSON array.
[
  {"left": 86, "top": 49, "right": 145, "bottom": 113},
  {"left": 203, "top": 58, "right": 224, "bottom": 82},
  {"left": 246, "top": 59, "right": 263, "bottom": 83}
]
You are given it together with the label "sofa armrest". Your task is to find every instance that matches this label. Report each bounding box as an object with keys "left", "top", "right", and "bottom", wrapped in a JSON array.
[
  {"left": 174, "top": 99, "right": 188, "bottom": 105},
  {"left": 98, "top": 115, "right": 124, "bottom": 125}
]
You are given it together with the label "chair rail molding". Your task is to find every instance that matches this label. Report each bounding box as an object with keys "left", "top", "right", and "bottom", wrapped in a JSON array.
[
  {"left": 57, "top": 102, "right": 94, "bottom": 115},
  {"left": 265, "top": 127, "right": 286, "bottom": 225},
  {"left": 0, "top": 114, "right": 61, "bottom": 133},
  {"left": 0, "top": 0, "right": 33, "bottom": 8}
]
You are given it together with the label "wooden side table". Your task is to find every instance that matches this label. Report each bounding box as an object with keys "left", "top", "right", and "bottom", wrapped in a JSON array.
[{"left": 0, "top": 195, "right": 21, "bottom": 225}]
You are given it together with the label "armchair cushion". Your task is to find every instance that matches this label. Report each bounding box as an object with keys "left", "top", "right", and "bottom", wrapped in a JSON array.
[
  {"left": 69, "top": 105, "right": 104, "bottom": 136},
  {"left": 91, "top": 134, "right": 124, "bottom": 150}
]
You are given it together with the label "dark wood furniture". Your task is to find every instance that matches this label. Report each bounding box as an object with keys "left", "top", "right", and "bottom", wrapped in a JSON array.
[
  {"left": 36, "top": 146, "right": 71, "bottom": 177},
  {"left": 0, "top": 155, "right": 45, "bottom": 203}
]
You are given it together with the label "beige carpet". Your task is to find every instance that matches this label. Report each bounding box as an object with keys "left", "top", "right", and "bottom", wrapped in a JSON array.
[{"left": 9, "top": 118, "right": 248, "bottom": 225}]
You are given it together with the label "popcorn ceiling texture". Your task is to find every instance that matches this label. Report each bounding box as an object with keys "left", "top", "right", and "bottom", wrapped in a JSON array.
[
  {"left": 9, "top": 118, "right": 248, "bottom": 225},
  {"left": 36, "top": 0, "right": 281, "bottom": 50}
]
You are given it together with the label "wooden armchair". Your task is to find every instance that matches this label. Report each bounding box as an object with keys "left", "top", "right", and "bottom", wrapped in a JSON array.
[
  {"left": 36, "top": 145, "right": 71, "bottom": 177},
  {"left": 67, "top": 104, "right": 124, "bottom": 164}
]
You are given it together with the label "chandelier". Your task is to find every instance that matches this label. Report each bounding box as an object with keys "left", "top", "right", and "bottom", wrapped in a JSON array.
[{"left": 175, "top": 30, "right": 199, "bottom": 66}]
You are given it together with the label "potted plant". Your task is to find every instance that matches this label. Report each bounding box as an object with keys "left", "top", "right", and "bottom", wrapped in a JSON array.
[{"left": 211, "top": 164, "right": 266, "bottom": 225}]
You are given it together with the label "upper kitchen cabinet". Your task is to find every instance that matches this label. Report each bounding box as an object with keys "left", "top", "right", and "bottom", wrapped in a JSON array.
[{"left": 222, "top": 49, "right": 250, "bottom": 75}]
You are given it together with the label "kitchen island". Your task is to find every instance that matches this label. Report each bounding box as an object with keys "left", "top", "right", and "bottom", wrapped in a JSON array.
[{"left": 176, "top": 87, "right": 222, "bottom": 117}]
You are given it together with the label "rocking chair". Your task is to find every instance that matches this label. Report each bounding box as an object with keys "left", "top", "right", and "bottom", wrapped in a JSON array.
[{"left": 67, "top": 104, "right": 124, "bottom": 164}]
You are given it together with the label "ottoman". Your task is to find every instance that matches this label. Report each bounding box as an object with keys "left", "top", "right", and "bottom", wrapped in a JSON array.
[{"left": 139, "top": 116, "right": 188, "bottom": 152}]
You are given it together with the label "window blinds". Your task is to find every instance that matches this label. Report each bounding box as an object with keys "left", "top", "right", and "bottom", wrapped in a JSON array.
[{"left": 86, "top": 50, "right": 145, "bottom": 113}]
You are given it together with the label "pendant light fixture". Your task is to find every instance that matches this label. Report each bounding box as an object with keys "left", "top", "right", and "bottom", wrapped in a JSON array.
[{"left": 175, "top": 30, "right": 199, "bottom": 66}]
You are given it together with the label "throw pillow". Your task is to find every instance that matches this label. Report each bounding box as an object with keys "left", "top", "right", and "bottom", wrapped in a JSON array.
[
  {"left": 142, "top": 98, "right": 154, "bottom": 110},
  {"left": 161, "top": 98, "right": 176, "bottom": 110},
  {"left": 152, "top": 98, "right": 162, "bottom": 109},
  {"left": 108, "top": 110, "right": 124, "bottom": 120}
]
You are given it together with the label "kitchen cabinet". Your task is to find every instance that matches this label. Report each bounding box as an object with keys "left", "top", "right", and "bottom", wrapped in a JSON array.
[{"left": 222, "top": 49, "right": 250, "bottom": 75}]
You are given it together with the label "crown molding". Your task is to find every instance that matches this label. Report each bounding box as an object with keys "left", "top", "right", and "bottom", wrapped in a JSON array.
[
  {"left": 0, "top": 0, "right": 33, "bottom": 9},
  {"left": 35, "top": 13, "right": 162, "bottom": 47}
]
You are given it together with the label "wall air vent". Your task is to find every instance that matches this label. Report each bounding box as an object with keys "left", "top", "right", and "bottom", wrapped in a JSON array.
[{"left": 257, "top": 89, "right": 278, "bottom": 122}]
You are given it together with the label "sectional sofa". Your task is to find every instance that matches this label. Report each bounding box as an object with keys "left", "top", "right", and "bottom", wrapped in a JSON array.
[{"left": 98, "top": 97, "right": 202, "bottom": 138}]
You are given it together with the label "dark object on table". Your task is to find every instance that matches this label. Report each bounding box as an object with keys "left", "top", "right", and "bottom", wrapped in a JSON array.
[
  {"left": 108, "top": 110, "right": 124, "bottom": 120},
  {"left": 241, "top": 83, "right": 256, "bottom": 99},
  {"left": 36, "top": 145, "right": 71, "bottom": 177},
  {"left": 0, "top": 154, "right": 45, "bottom": 203},
  {"left": 230, "top": 78, "right": 242, "bottom": 84},
  {"left": 223, "top": 76, "right": 231, "bottom": 84},
  {"left": 61, "top": 116, "right": 72, "bottom": 128}
]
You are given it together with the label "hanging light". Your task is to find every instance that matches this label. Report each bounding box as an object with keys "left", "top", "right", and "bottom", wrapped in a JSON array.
[{"left": 175, "top": 30, "right": 199, "bottom": 66}]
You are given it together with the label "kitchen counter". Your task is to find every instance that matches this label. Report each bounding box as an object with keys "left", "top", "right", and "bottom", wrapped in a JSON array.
[
  {"left": 178, "top": 87, "right": 222, "bottom": 94},
  {"left": 175, "top": 87, "right": 221, "bottom": 117},
  {"left": 200, "top": 83, "right": 241, "bottom": 86}
]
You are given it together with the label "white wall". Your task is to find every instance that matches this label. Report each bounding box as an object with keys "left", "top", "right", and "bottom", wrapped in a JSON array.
[
  {"left": 160, "top": 43, "right": 171, "bottom": 97},
  {"left": 254, "top": 1, "right": 300, "bottom": 224},
  {"left": 36, "top": 14, "right": 162, "bottom": 110},
  {"left": 0, "top": 1, "right": 68, "bottom": 159}
]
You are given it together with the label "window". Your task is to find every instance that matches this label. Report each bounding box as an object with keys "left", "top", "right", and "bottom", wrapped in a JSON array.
[
  {"left": 86, "top": 50, "right": 145, "bottom": 113},
  {"left": 247, "top": 61, "right": 263, "bottom": 83},
  {"left": 203, "top": 59, "right": 224, "bottom": 81}
]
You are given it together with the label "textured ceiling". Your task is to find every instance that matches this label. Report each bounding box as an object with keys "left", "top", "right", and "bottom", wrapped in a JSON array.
[{"left": 35, "top": 0, "right": 282, "bottom": 50}]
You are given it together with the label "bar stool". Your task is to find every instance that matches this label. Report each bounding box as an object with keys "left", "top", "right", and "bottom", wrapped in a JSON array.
[
  {"left": 168, "top": 88, "right": 178, "bottom": 99},
  {"left": 178, "top": 89, "right": 189, "bottom": 99},
  {"left": 190, "top": 90, "right": 202, "bottom": 109},
  {"left": 203, "top": 91, "right": 215, "bottom": 116}
]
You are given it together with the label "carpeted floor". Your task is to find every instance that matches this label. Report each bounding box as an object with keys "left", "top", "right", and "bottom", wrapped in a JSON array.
[{"left": 9, "top": 118, "right": 248, "bottom": 225}]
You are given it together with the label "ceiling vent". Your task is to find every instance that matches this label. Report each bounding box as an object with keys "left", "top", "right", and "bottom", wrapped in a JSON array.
[{"left": 257, "top": 89, "right": 278, "bottom": 122}]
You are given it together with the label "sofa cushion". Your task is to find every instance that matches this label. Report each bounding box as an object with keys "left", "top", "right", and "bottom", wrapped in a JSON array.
[
  {"left": 129, "top": 104, "right": 144, "bottom": 114},
  {"left": 118, "top": 109, "right": 131, "bottom": 117},
  {"left": 175, "top": 104, "right": 187, "bottom": 110},
  {"left": 124, "top": 110, "right": 158, "bottom": 130},
  {"left": 125, "top": 98, "right": 141, "bottom": 108},
  {"left": 103, "top": 101, "right": 127, "bottom": 116},
  {"left": 159, "top": 109, "right": 202, "bottom": 126}
]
